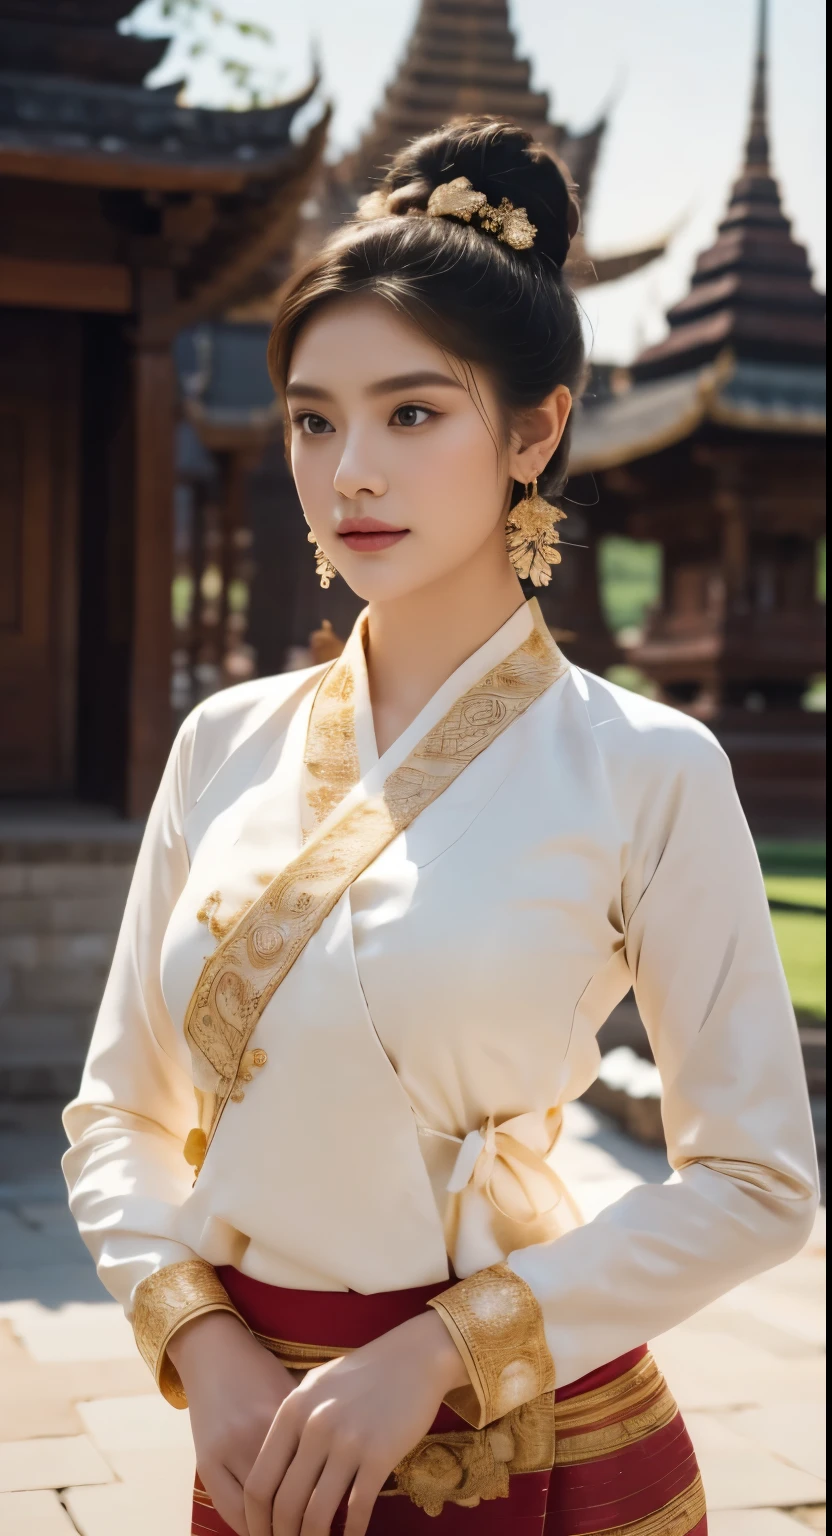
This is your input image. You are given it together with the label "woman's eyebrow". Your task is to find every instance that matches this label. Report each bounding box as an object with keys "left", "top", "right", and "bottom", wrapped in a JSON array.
[
  {"left": 285, "top": 370, "right": 465, "bottom": 402},
  {"left": 285, "top": 381, "right": 334, "bottom": 401},
  {"left": 366, "top": 370, "right": 465, "bottom": 397}
]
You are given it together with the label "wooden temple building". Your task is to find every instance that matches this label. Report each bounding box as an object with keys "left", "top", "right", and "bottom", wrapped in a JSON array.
[
  {"left": 0, "top": 0, "right": 326, "bottom": 818},
  {"left": 570, "top": 0, "right": 826, "bottom": 832}
]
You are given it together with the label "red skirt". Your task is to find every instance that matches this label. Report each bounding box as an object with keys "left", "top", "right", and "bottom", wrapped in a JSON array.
[{"left": 191, "top": 1269, "right": 706, "bottom": 1536}]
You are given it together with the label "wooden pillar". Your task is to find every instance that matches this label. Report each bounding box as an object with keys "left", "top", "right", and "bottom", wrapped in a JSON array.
[
  {"left": 714, "top": 462, "right": 749, "bottom": 617},
  {"left": 127, "top": 271, "right": 175, "bottom": 818}
]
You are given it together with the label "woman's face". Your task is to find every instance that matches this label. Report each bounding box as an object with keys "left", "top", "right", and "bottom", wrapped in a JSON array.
[{"left": 286, "top": 294, "right": 518, "bottom": 603}]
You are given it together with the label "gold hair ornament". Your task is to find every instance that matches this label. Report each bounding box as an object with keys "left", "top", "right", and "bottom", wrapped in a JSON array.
[
  {"left": 357, "top": 176, "right": 537, "bottom": 252},
  {"left": 505, "top": 480, "right": 566, "bottom": 587},
  {"left": 307, "top": 529, "right": 337, "bottom": 589}
]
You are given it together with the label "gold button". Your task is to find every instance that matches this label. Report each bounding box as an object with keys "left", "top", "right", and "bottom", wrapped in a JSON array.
[{"left": 183, "top": 1128, "right": 207, "bottom": 1172}]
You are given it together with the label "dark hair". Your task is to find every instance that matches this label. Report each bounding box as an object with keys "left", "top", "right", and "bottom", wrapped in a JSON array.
[{"left": 269, "top": 116, "right": 586, "bottom": 501}]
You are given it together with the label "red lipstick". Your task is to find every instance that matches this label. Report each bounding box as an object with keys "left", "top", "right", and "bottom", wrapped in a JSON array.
[{"left": 337, "top": 516, "right": 409, "bottom": 553}]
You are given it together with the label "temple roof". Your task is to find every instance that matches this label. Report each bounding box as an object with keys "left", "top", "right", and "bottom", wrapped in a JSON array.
[
  {"left": 0, "top": 2, "right": 169, "bottom": 88},
  {"left": 0, "top": 5, "right": 328, "bottom": 328},
  {"left": 634, "top": 0, "right": 825, "bottom": 380},
  {"left": 570, "top": 353, "right": 826, "bottom": 475},
  {"left": 0, "top": 67, "right": 321, "bottom": 191},
  {"left": 327, "top": 0, "right": 662, "bottom": 287}
]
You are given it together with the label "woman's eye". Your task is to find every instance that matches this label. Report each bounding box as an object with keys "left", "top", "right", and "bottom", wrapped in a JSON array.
[
  {"left": 391, "top": 404, "right": 434, "bottom": 428},
  {"left": 298, "top": 413, "right": 334, "bottom": 436}
]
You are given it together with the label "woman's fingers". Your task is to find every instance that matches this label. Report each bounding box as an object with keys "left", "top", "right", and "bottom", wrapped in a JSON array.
[
  {"left": 244, "top": 1398, "right": 300, "bottom": 1536},
  {"left": 269, "top": 1429, "right": 329, "bottom": 1536},
  {"left": 297, "top": 1456, "right": 362, "bottom": 1536},
  {"left": 200, "top": 1462, "right": 248, "bottom": 1536},
  {"left": 342, "top": 1466, "right": 387, "bottom": 1536}
]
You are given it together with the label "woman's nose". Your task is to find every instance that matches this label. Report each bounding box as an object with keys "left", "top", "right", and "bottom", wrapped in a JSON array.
[{"left": 332, "top": 431, "right": 387, "bottom": 500}]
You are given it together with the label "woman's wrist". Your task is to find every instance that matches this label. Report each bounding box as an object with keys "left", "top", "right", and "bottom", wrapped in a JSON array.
[
  {"left": 167, "top": 1306, "right": 251, "bottom": 1377},
  {"left": 416, "top": 1308, "right": 471, "bottom": 1394}
]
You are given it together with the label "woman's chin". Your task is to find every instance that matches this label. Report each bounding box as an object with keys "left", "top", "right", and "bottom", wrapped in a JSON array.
[{"left": 332, "top": 555, "right": 436, "bottom": 605}]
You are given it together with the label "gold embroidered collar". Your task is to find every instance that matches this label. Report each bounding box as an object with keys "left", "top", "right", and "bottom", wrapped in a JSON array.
[{"left": 183, "top": 600, "right": 566, "bottom": 1172}]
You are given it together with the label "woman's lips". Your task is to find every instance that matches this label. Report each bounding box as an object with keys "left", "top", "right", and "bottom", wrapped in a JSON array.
[{"left": 337, "top": 519, "right": 409, "bottom": 553}]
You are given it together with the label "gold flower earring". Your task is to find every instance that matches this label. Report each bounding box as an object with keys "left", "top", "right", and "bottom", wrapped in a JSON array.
[
  {"left": 505, "top": 479, "right": 567, "bottom": 587},
  {"left": 307, "top": 530, "right": 336, "bottom": 590}
]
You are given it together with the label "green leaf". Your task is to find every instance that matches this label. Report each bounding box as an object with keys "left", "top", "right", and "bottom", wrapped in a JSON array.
[{"left": 237, "top": 21, "right": 273, "bottom": 40}]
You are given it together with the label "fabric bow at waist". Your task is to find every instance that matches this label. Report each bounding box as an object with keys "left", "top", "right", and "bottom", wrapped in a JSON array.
[{"left": 425, "top": 1108, "right": 583, "bottom": 1279}]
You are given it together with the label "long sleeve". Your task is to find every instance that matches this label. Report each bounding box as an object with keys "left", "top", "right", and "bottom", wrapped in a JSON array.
[
  {"left": 437, "top": 725, "right": 819, "bottom": 1412},
  {"left": 62, "top": 716, "right": 243, "bottom": 1402}
]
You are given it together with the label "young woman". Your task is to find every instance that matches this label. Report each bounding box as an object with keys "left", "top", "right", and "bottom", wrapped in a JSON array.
[{"left": 64, "top": 119, "right": 818, "bottom": 1536}]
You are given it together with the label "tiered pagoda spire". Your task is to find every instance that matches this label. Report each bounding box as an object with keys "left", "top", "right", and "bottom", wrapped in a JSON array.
[
  {"left": 331, "top": 0, "right": 664, "bottom": 286},
  {"left": 635, "top": 0, "right": 825, "bottom": 379},
  {"left": 343, "top": 0, "right": 601, "bottom": 197}
]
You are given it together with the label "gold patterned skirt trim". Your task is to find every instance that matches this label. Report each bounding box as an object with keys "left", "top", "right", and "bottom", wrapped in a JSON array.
[
  {"left": 554, "top": 1351, "right": 679, "bottom": 1464},
  {"left": 593, "top": 1473, "right": 706, "bottom": 1536}
]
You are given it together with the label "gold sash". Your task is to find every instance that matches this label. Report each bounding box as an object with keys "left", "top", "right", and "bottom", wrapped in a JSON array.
[{"left": 182, "top": 602, "right": 566, "bottom": 1172}]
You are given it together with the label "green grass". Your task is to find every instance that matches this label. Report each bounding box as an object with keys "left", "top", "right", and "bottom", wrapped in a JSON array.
[
  {"left": 764, "top": 875, "right": 826, "bottom": 911},
  {"left": 756, "top": 841, "right": 826, "bottom": 1023},
  {"left": 770, "top": 909, "right": 826, "bottom": 1021}
]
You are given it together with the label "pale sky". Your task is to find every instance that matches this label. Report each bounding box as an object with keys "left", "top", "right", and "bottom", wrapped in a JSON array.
[{"left": 125, "top": 0, "right": 826, "bottom": 364}]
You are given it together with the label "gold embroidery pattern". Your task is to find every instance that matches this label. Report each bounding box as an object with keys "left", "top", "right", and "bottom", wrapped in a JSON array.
[
  {"left": 196, "top": 891, "right": 256, "bottom": 942},
  {"left": 197, "top": 875, "right": 274, "bottom": 943},
  {"left": 302, "top": 651, "right": 360, "bottom": 831},
  {"left": 592, "top": 1475, "right": 706, "bottom": 1536},
  {"left": 391, "top": 1424, "right": 512, "bottom": 1515},
  {"left": 428, "top": 1262, "right": 555, "bottom": 1429},
  {"left": 390, "top": 1394, "right": 555, "bottom": 1514},
  {"left": 554, "top": 1351, "right": 679, "bottom": 1464},
  {"left": 132, "top": 1259, "right": 245, "bottom": 1409},
  {"left": 182, "top": 604, "right": 565, "bottom": 1165}
]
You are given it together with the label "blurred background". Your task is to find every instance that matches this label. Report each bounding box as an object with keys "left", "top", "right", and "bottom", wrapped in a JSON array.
[{"left": 0, "top": 2, "right": 826, "bottom": 1532}]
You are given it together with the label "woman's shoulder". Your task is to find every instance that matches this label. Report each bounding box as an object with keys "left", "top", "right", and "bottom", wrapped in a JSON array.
[
  {"left": 564, "top": 664, "right": 730, "bottom": 781},
  {"left": 188, "top": 663, "right": 327, "bottom": 735},
  {"left": 173, "top": 663, "right": 329, "bottom": 805}
]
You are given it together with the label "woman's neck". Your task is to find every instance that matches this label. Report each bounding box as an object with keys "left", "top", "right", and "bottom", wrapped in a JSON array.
[{"left": 365, "top": 539, "right": 524, "bottom": 758}]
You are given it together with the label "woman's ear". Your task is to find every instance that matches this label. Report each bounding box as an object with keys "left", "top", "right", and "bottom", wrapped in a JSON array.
[{"left": 508, "top": 386, "right": 572, "bottom": 486}]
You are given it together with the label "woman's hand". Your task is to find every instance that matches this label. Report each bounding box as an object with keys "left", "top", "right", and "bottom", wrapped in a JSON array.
[
  {"left": 167, "top": 1310, "right": 296, "bottom": 1536},
  {"left": 243, "top": 1309, "right": 469, "bottom": 1536}
]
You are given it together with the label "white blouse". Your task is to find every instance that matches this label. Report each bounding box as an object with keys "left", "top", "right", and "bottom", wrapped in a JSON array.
[{"left": 63, "top": 599, "right": 819, "bottom": 1392}]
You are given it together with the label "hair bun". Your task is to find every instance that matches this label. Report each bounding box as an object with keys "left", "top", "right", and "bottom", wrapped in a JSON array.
[{"left": 382, "top": 116, "right": 580, "bottom": 268}]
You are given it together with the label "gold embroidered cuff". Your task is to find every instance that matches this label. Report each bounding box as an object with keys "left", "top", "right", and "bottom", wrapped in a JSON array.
[
  {"left": 132, "top": 1259, "right": 245, "bottom": 1409},
  {"left": 427, "top": 1262, "right": 555, "bottom": 1429}
]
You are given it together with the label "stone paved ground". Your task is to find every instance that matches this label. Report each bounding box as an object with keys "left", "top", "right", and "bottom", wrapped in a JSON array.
[{"left": 0, "top": 1100, "right": 825, "bottom": 1536}]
